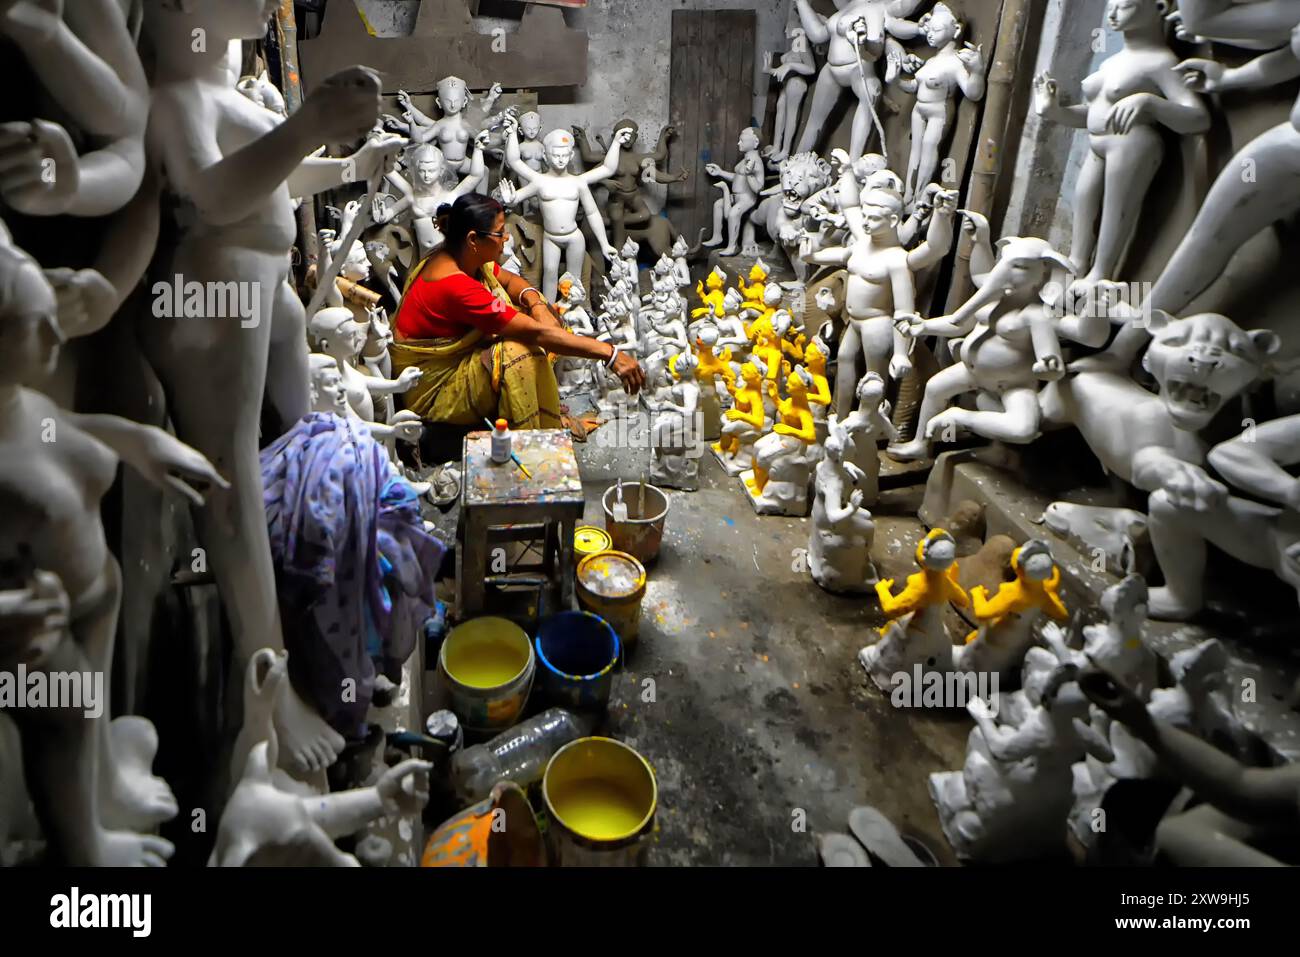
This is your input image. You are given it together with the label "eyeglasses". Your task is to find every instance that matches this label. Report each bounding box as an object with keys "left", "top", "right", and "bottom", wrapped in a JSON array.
[{"left": 477, "top": 230, "right": 507, "bottom": 239}]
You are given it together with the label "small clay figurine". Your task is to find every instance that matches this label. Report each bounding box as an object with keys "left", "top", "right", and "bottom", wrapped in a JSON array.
[
  {"left": 860, "top": 529, "right": 968, "bottom": 690},
  {"left": 647, "top": 354, "right": 702, "bottom": 491},
  {"left": 955, "top": 540, "right": 1069, "bottom": 680},
  {"left": 828, "top": 371, "right": 898, "bottom": 506},
  {"left": 810, "top": 422, "right": 878, "bottom": 592},
  {"left": 766, "top": 24, "right": 817, "bottom": 162},
  {"left": 743, "top": 367, "right": 821, "bottom": 516},
  {"left": 712, "top": 362, "right": 769, "bottom": 476},
  {"left": 377, "top": 133, "right": 490, "bottom": 256},
  {"left": 393, "top": 79, "right": 503, "bottom": 184}
]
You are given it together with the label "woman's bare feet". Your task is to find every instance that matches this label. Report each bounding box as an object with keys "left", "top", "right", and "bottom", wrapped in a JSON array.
[{"left": 94, "top": 828, "right": 174, "bottom": 867}]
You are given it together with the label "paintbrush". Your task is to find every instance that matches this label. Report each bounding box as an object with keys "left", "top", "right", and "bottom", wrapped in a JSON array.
[
  {"left": 612, "top": 477, "right": 628, "bottom": 522},
  {"left": 482, "top": 417, "right": 532, "bottom": 478}
]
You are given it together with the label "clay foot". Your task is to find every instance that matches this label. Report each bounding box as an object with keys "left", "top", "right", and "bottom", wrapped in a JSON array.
[
  {"left": 819, "top": 832, "right": 872, "bottom": 866},
  {"left": 94, "top": 829, "right": 175, "bottom": 867},
  {"left": 274, "top": 683, "right": 345, "bottom": 774},
  {"left": 701, "top": 235, "right": 724, "bottom": 248},
  {"left": 1147, "top": 587, "right": 1200, "bottom": 622},
  {"left": 848, "top": 806, "right": 924, "bottom": 867},
  {"left": 100, "top": 716, "right": 179, "bottom": 832},
  {"left": 858, "top": 644, "right": 880, "bottom": 674},
  {"left": 886, "top": 439, "right": 932, "bottom": 463},
  {"left": 718, "top": 246, "right": 739, "bottom": 257}
]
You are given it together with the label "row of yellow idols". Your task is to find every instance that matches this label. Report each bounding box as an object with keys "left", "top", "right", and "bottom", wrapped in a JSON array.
[{"left": 687, "top": 262, "right": 829, "bottom": 494}]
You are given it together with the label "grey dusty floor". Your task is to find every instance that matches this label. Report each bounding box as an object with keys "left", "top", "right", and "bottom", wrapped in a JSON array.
[{"left": 575, "top": 445, "right": 971, "bottom": 867}]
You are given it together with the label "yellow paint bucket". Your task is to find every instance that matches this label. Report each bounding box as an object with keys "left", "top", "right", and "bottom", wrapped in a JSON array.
[
  {"left": 575, "top": 551, "right": 647, "bottom": 652},
  {"left": 543, "top": 737, "right": 657, "bottom": 866},
  {"left": 438, "top": 617, "right": 535, "bottom": 735},
  {"left": 574, "top": 525, "right": 612, "bottom": 560}
]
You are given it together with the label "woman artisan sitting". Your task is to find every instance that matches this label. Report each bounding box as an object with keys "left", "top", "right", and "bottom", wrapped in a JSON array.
[{"left": 391, "top": 194, "right": 644, "bottom": 429}]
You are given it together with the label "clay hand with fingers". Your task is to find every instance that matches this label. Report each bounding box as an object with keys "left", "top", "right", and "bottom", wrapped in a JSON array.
[
  {"left": 377, "top": 760, "right": 433, "bottom": 817},
  {"left": 45, "top": 267, "right": 115, "bottom": 339},
  {"left": 1078, "top": 662, "right": 1156, "bottom": 741},
  {"left": 118, "top": 427, "right": 231, "bottom": 506},
  {"left": 0, "top": 568, "right": 69, "bottom": 669},
  {"left": 1159, "top": 459, "right": 1229, "bottom": 512},
  {"left": 305, "top": 66, "right": 386, "bottom": 145},
  {"left": 1106, "top": 93, "right": 1155, "bottom": 134},
  {"left": 1032, "top": 72, "right": 1060, "bottom": 116},
  {"left": 0, "top": 119, "right": 79, "bottom": 216},
  {"left": 1174, "top": 58, "right": 1226, "bottom": 93}
]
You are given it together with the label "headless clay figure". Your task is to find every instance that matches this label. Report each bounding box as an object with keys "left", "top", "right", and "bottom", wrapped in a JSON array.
[
  {"left": 804, "top": 187, "right": 953, "bottom": 418},
  {"left": 767, "top": 25, "right": 816, "bottom": 163},
  {"left": 701, "top": 127, "right": 765, "bottom": 256},
  {"left": 1034, "top": 0, "right": 1209, "bottom": 287},
  {"left": 809, "top": 420, "right": 878, "bottom": 592},
  {"left": 1147, "top": 414, "right": 1300, "bottom": 641},
  {"left": 212, "top": 649, "right": 430, "bottom": 866},
  {"left": 896, "top": 4, "right": 987, "bottom": 211},
  {"left": 793, "top": 0, "right": 925, "bottom": 161},
  {"left": 888, "top": 238, "right": 1109, "bottom": 461},
  {"left": 378, "top": 134, "right": 488, "bottom": 258},
  {"left": 1089, "top": 1, "right": 1300, "bottom": 369},
  {"left": 1080, "top": 664, "right": 1300, "bottom": 866},
  {"left": 145, "top": 0, "right": 395, "bottom": 774},
  {"left": 501, "top": 114, "right": 631, "bottom": 301},
  {"left": 0, "top": 243, "right": 225, "bottom": 864}
]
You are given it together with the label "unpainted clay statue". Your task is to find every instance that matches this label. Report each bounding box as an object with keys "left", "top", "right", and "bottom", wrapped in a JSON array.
[
  {"left": 804, "top": 187, "right": 955, "bottom": 417},
  {"left": 955, "top": 540, "right": 1069, "bottom": 680},
  {"left": 145, "top": 0, "right": 394, "bottom": 774},
  {"left": 766, "top": 24, "right": 816, "bottom": 163},
  {"left": 572, "top": 120, "right": 690, "bottom": 258},
  {"left": 930, "top": 667, "right": 1104, "bottom": 863},
  {"left": 743, "top": 367, "right": 821, "bottom": 516},
  {"left": 896, "top": 4, "right": 986, "bottom": 210},
  {"left": 501, "top": 114, "right": 633, "bottom": 301},
  {"left": 1038, "top": 312, "right": 1279, "bottom": 558},
  {"left": 887, "top": 237, "right": 1108, "bottom": 462},
  {"left": 212, "top": 650, "right": 430, "bottom": 866},
  {"left": 746, "top": 152, "right": 834, "bottom": 279},
  {"left": 701, "top": 127, "right": 766, "bottom": 257},
  {"left": 691, "top": 326, "right": 734, "bottom": 441},
  {"left": 1080, "top": 664, "right": 1300, "bottom": 866},
  {"left": 1033, "top": 0, "right": 1209, "bottom": 286},
  {"left": 392, "top": 79, "right": 502, "bottom": 184},
  {"left": 0, "top": 245, "right": 224, "bottom": 865},
  {"left": 1085, "top": 4, "right": 1300, "bottom": 369},
  {"left": 860, "top": 529, "right": 968, "bottom": 690},
  {"left": 554, "top": 273, "right": 600, "bottom": 395},
  {"left": 810, "top": 420, "right": 878, "bottom": 592},
  {"left": 792, "top": 0, "right": 925, "bottom": 161},
  {"left": 377, "top": 133, "right": 489, "bottom": 257},
  {"left": 308, "top": 354, "right": 423, "bottom": 461},
  {"left": 647, "top": 353, "right": 702, "bottom": 491},
  {"left": 829, "top": 371, "right": 898, "bottom": 506},
  {"left": 712, "top": 361, "right": 769, "bottom": 476},
  {"left": 1039, "top": 501, "right": 1150, "bottom": 576},
  {"left": 237, "top": 69, "right": 287, "bottom": 118},
  {"left": 1146, "top": 413, "right": 1300, "bottom": 631}
]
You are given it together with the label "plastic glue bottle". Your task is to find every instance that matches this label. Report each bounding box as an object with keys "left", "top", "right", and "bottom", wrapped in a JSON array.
[{"left": 490, "top": 417, "right": 511, "bottom": 464}]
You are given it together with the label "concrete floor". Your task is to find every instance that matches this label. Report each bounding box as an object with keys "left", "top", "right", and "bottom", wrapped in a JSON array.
[{"left": 574, "top": 448, "right": 971, "bottom": 866}]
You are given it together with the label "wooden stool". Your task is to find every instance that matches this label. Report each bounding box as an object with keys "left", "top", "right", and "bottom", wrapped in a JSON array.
[{"left": 456, "top": 429, "right": 585, "bottom": 621}]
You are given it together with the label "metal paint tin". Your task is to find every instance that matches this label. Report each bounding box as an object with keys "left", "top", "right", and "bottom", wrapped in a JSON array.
[
  {"left": 575, "top": 551, "right": 647, "bottom": 651},
  {"left": 574, "top": 524, "right": 613, "bottom": 559},
  {"left": 438, "top": 617, "right": 535, "bottom": 735},
  {"left": 601, "top": 482, "right": 669, "bottom": 563},
  {"left": 542, "top": 737, "right": 657, "bottom": 867},
  {"left": 534, "top": 611, "right": 621, "bottom": 713}
]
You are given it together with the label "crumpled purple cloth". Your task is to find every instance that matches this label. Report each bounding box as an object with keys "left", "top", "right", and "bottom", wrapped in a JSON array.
[{"left": 261, "top": 412, "right": 444, "bottom": 739}]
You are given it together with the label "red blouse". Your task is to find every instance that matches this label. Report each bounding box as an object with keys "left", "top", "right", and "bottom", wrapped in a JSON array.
[{"left": 394, "top": 262, "right": 518, "bottom": 340}]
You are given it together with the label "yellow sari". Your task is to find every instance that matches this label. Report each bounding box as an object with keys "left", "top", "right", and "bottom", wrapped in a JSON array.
[{"left": 389, "top": 260, "right": 563, "bottom": 430}]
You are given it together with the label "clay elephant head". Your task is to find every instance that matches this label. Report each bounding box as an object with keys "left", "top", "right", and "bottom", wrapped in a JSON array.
[{"left": 944, "top": 236, "right": 1075, "bottom": 330}]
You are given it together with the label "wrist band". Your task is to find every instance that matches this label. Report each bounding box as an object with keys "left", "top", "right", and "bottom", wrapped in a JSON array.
[
  {"left": 520, "top": 287, "right": 546, "bottom": 309},
  {"left": 605, "top": 343, "right": 620, "bottom": 368}
]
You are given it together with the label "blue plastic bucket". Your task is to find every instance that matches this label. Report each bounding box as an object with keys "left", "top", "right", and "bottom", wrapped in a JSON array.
[{"left": 534, "top": 612, "right": 621, "bottom": 712}]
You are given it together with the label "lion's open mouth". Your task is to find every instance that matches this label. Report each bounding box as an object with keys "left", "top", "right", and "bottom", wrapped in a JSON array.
[{"left": 1166, "top": 379, "right": 1222, "bottom": 414}]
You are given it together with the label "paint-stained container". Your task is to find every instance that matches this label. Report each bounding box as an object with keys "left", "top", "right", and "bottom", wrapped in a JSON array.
[
  {"left": 575, "top": 551, "right": 646, "bottom": 652},
  {"left": 438, "top": 617, "right": 535, "bottom": 736},
  {"left": 602, "top": 482, "right": 669, "bottom": 563},
  {"left": 542, "top": 737, "right": 657, "bottom": 867},
  {"left": 534, "top": 611, "right": 621, "bottom": 713},
  {"left": 574, "top": 525, "right": 613, "bottom": 560},
  {"left": 421, "top": 781, "right": 545, "bottom": 867}
]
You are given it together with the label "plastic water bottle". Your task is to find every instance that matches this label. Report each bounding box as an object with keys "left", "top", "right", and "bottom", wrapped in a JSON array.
[
  {"left": 449, "top": 708, "right": 593, "bottom": 806},
  {"left": 490, "top": 418, "right": 511, "bottom": 464}
]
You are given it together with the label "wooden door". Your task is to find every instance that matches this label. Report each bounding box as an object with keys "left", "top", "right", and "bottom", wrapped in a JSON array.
[{"left": 667, "top": 9, "right": 757, "bottom": 247}]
